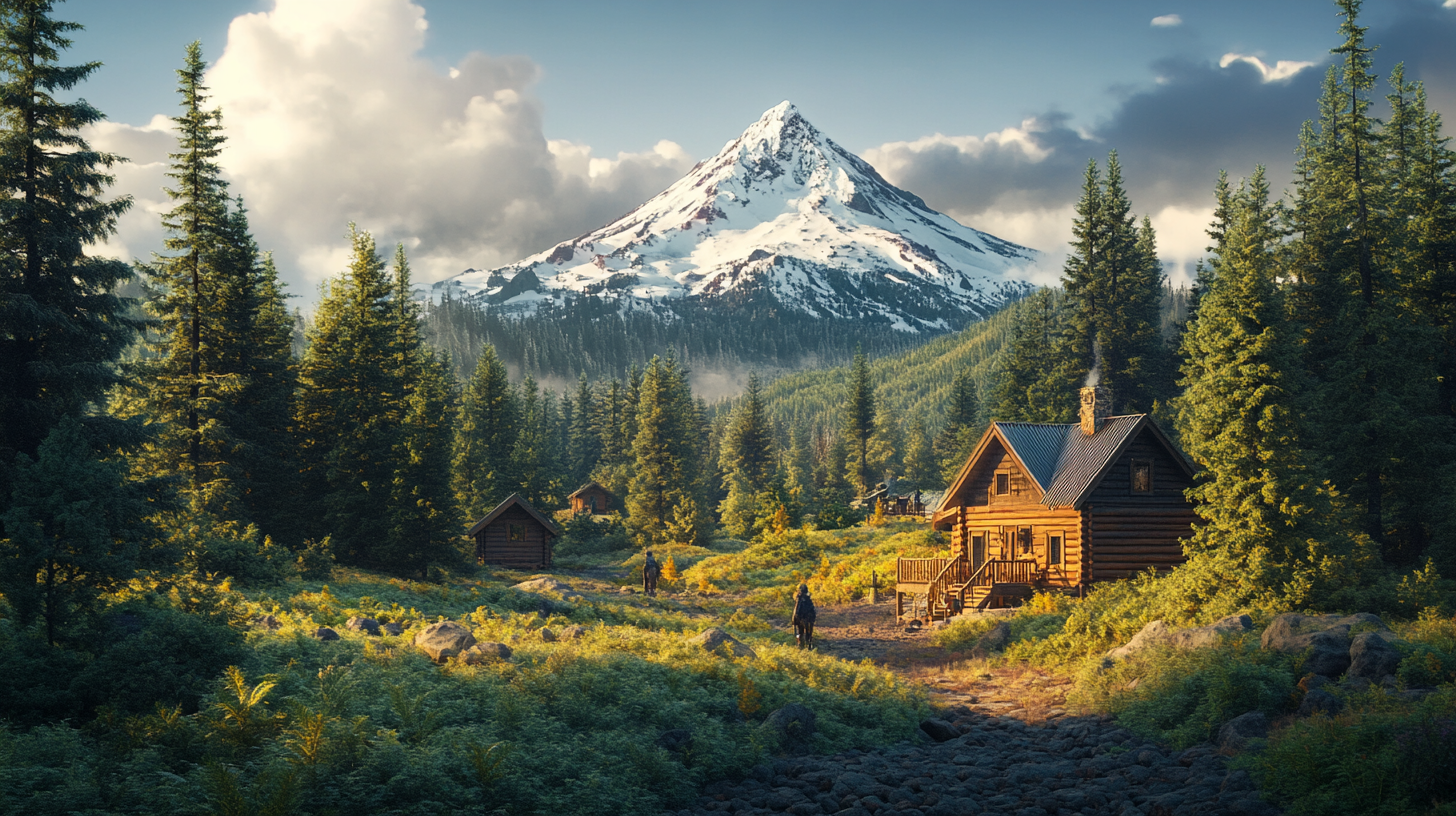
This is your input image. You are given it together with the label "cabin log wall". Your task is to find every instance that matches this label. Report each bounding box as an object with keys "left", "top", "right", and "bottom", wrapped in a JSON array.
[{"left": 475, "top": 506, "right": 553, "bottom": 569}]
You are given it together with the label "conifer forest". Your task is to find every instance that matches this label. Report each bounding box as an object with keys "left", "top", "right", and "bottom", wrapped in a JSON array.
[{"left": 1, "top": 2, "right": 1454, "bottom": 816}]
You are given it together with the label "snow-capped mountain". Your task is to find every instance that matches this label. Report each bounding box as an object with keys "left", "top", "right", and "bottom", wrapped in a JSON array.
[{"left": 436, "top": 101, "right": 1040, "bottom": 332}]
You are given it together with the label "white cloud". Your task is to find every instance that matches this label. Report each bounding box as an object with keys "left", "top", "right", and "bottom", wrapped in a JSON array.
[
  {"left": 1219, "top": 53, "right": 1316, "bottom": 82},
  {"left": 1151, "top": 14, "right": 1183, "bottom": 27},
  {"left": 86, "top": 0, "right": 694, "bottom": 298},
  {"left": 1445, "top": 0, "right": 1456, "bottom": 9},
  {"left": 1146, "top": 204, "right": 1214, "bottom": 287}
]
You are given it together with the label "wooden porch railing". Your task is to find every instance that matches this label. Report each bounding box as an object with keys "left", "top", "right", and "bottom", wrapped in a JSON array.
[
  {"left": 897, "top": 555, "right": 1044, "bottom": 619},
  {"left": 897, "top": 557, "right": 949, "bottom": 585}
]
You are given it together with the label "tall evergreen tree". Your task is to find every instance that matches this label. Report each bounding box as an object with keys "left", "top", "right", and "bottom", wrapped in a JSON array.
[
  {"left": 390, "top": 351, "right": 459, "bottom": 576},
  {"left": 989, "top": 289, "right": 1079, "bottom": 424},
  {"left": 902, "top": 418, "right": 937, "bottom": 490},
  {"left": 567, "top": 374, "right": 600, "bottom": 487},
  {"left": 842, "top": 348, "right": 875, "bottom": 493},
  {"left": 294, "top": 226, "right": 403, "bottom": 566},
  {"left": 450, "top": 343, "right": 517, "bottom": 521},
  {"left": 0, "top": 0, "right": 136, "bottom": 507},
  {"left": 626, "top": 355, "right": 702, "bottom": 547},
  {"left": 720, "top": 372, "right": 776, "bottom": 491}
]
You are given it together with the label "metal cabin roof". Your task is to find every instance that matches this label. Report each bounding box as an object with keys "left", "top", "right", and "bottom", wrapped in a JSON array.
[
  {"left": 567, "top": 481, "right": 612, "bottom": 500},
  {"left": 467, "top": 493, "right": 564, "bottom": 538},
  {"left": 1039, "top": 415, "right": 1146, "bottom": 507},
  {"left": 993, "top": 422, "right": 1075, "bottom": 494}
]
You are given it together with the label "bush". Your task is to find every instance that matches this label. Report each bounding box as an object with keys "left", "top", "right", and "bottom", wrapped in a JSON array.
[
  {"left": 1249, "top": 687, "right": 1456, "bottom": 816},
  {"left": 295, "top": 536, "right": 336, "bottom": 581},
  {"left": 554, "top": 513, "right": 632, "bottom": 557}
]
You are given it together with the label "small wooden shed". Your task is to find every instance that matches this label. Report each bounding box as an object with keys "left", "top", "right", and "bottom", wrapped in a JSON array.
[
  {"left": 469, "top": 494, "right": 563, "bottom": 569},
  {"left": 568, "top": 481, "right": 614, "bottom": 515}
]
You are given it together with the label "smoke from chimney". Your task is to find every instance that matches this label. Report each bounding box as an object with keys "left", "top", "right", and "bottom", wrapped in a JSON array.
[{"left": 1084, "top": 339, "right": 1102, "bottom": 387}]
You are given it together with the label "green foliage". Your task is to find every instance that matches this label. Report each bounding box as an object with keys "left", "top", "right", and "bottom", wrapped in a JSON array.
[
  {"left": 627, "top": 354, "right": 708, "bottom": 548},
  {"left": 1248, "top": 687, "right": 1456, "bottom": 816},
  {"left": 553, "top": 512, "right": 631, "bottom": 560},
  {"left": 1073, "top": 639, "right": 1297, "bottom": 749},
  {"left": 842, "top": 348, "right": 875, "bottom": 493},
  {"left": 294, "top": 537, "right": 335, "bottom": 581},
  {"left": 0, "top": 0, "right": 137, "bottom": 505}
]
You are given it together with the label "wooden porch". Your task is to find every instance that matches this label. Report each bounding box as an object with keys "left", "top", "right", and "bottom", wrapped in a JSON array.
[{"left": 895, "top": 555, "right": 1042, "bottom": 622}]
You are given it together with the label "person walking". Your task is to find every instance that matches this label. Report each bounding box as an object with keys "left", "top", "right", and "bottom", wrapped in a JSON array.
[
  {"left": 791, "top": 583, "right": 816, "bottom": 650},
  {"left": 643, "top": 550, "right": 661, "bottom": 596}
]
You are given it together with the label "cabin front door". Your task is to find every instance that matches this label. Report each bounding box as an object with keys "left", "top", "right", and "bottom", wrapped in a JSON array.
[{"left": 970, "top": 532, "right": 987, "bottom": 571}]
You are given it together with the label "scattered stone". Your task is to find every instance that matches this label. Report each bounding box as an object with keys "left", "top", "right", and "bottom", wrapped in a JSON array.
[
  {"left": 759, "top": 703, "right": 816, "bottom": 754},
  {"left": 970, "top": 622, "right": 1011, "bottom": 659},
  {"left": 1107, "top": 620, "right": 1174, "bottom": 659},
  {"left": 1297, "top": 688, "right": 1343, "bottom": 718},
  {"left": 381, "top": 622, "right": 404, "bottom": 636},
  {"left": 254, "top": 614, "right": 282, "bottom": 631},
  {"left": 619, "top": 586, "right": 636, "bottom": 594},
  {"left": 1261, "top": 612, "right": 1390, "bottom": 677},
  {"left": 559, "top": 625, "right": 587, "bottom": 640},
  {"left": 1347, "top": 631, "right": 1403, "bottom": 681},
  {"left": 413, "top": 620, "right": 477, "bottom": 662},
  {"left": 686, "top": 627, "right": 756, "bottom": 659},
  {"left": 459, "top": 641, "right": 512, "bottom": 664},
  {"left": 655, "top": 728, "right": 693, "bottom": 754},
  {"left": 919, "top": 718, "right": 960, "bottom": 742},
  {"left": 1170, "top": 614, "right": 1254, "bottom": 650},
  {"left": 311, "top": 626, "right": 339, "bottom": 641},
  {"left": 538, "top": 627, "right": 557, "bottom": 642},
  {"left": 345, "top": 616, "right": 381, "bottom": 636},
  {"left": 1217, "top": 711, "right": 1268, "bottom": 753}
]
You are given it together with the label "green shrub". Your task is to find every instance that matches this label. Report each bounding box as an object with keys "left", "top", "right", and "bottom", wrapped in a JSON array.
[
  {"left": 1249, "top": 687, "right": 1456, "bottom": 816},
  {"left": 1396, "top": 644, "right": 1456, "bottom": 688},
  {"left": 295, "top": 536, "right": 336, "bottom": 581},
  {"left": 1071, "top": 639, "right": 1297, "bottom": 749},
  {"left": 555, "top": 513, "right": 631, "bottom": 557}
]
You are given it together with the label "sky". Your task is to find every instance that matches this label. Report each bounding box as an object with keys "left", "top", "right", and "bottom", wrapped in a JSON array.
[{"left": 62, "top": 0, "right": 1456, "bottom": 303}]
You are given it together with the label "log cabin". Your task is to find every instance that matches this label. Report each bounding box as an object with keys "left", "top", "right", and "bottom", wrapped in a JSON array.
[
  {"left": 568, "top": 481, "right": 614, "bottom": 515},
  {"left": 470, "top": 494, "right": 563, "bottom": 569},
  {"left": 896, "top": 385, "right": 1199, "bottom": 622}
]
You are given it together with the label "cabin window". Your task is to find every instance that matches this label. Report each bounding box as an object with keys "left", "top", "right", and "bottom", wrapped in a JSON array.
[
  {"left": 1131, "top": 460, "right": 1153, "bottom": 494},
  {"left": 994, "top": 472, "right": 1010, "bottom": 496},
  {"left": 1018, "top": 526, "right": 1032, "bottom": 555},
  {"left": 589, "top": 496, "right": 598, "bottom": 512},
  {"left": 508, "top": 523, "right": 527, "bottom": 541},
  {"left": 1048, "top": 533, "right": 1063, "bottom": 566}
]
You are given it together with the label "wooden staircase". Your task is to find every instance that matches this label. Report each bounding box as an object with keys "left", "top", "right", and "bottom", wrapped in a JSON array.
[{"left": 896, "top": 556, "right": 1042, "bottom": 623}]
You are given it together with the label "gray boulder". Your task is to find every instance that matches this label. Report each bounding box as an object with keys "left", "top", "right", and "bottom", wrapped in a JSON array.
[
  {"left": 759, "top": 703, "right": 816, "bottom": 754},
  {"left": 311, "top": 626, "right": 339, "bottom": 641},
  {"left": 1347, "top": 631, "right": 1403, "bottom": 681},
  {"left": 538, "top": 627, "right": 557, "bottom": 642},
  {"left": 1262, "top": 612, "right": 1393, "bottom": 677},
  {"left": 969, "top": 622, "right": 1011, "bottom": 659},
  {"left": 1297, "top": 688, "right": 1343, "bottom": 718},
  {"left": 1171, "top": 614, "right": 1254, "bottom": 650},
  {"left": 513, "top": 576, "right": 583, "bottom": 601},
  {"left": 1107, "top": 620, "right": 1174, "bottom": 659},
  {"left": 413, "top": 620, "right": 477, "bottom": 662},
  {"left": 1217, "top": 711, "right": 1268, "bottom": 753},
  {"left": 345, "top": 616, "right": 381, "bottom": 636},
  {"left": 381, "top": 622, "right": 404, "bottom": 636},
  {"left": 919, "top": 718, "right": 960, "bottom": 742},
  {"left": 459, "top": 641, "right": 512, "bottom": 664},
  {"left": 687, "top": 627, "right": 756, "bottom": 659},
  {"left": 254, "top": 614, "right": 282, "bottom": 631}
]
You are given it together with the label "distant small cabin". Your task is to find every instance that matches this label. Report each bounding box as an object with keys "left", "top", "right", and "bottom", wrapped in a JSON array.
[
  {"left": 469, "top": 494, "right": 563, "bottom": 569},
  {"left": 568, "top": 481, "right": 614, "bottom": 515},
  {"left": 896, "top": 385, "right": 1199, "bottom": 621}
]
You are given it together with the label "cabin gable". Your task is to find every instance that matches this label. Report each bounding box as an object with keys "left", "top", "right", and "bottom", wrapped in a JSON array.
[
  {"left": 1080, "top": 424, "right": 1196, "bottom": 509},
  {"left": 470, "top": 494, "right": 560, "bottom": 570},
  {"left": 945, "top": 433, "right": 1044, "bottom": 514}
]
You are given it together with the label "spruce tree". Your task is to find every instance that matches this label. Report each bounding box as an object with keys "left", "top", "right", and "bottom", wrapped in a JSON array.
[
  {"left": 990, "top": 289, "right": 1078, "bottom": 424},
  {"left": 451, "top": 343, "right": 517, "bottom": 520},
  {"left": 720, "top": 372, "right": 776, "bottom": 491},
  {"left": 390, "top": 351, "right": 459, "bottom": 577},
  {"left": 0, "top": 0, "right": 135, "bottom": 507},
  {"left": 294, "top": 226, "right": 403, "bottom": 565},
  {"left": 842, "top": 348, "right": 875, "bottom": 493},
  {"left": 626, "top": 355, "right": 702, "bottom": 547},
  {"left": 567, "top": 374, "right": 600, "bottom": 487}
]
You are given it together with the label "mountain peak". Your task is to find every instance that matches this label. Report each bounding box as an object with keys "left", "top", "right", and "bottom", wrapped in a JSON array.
[{"left": 440, "top": 104, "right": 1040, "bottom": 331}]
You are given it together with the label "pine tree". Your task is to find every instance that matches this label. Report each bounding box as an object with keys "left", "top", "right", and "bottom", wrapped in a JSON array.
[
  {"left": 567, "top": 374, "right": 600, "bottom": 487},
  {"left": 902, "top": 418, "right": 937, "bottom": 490},
  {"left": 389, "top": 351, "right": 459, "bottom": 577},
  {"left": 989, "top": 289, "right": 1078, "bottom": 424},
  {"left": 451, "top": 343, "right": 517, "bottom": 521},
  {"left": 626, "top": 355, "right": 702, "bottom": 548},
  {"left": 842, "top": 348, "right": 875, "bottom": 493},
  {"left": 1176, "top": 168, "right": 1336, "bottom": 607},
  {"left": 720, "top": 372, "right": 776, "bottom": 491},
  {"left": 0, "top": 0, "right": 136, "bottom": 507},
  {"left": 0, "top": 418, "right": 152, "bottom": 645},
  {"left": 294, "top": 226, "right": 404, "bottom": 566}
]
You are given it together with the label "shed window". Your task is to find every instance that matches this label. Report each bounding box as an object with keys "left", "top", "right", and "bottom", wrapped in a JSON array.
[
  {"left": 508, "top": 523, "right": 527, "bottom": 541},
  {"left": 1131, "top": 460, "right": 1153, "bottom": 494},
  {"left": 1018, "top": 526, "right": 1032, "bottom": 555},
  {"left": 994, "top": 472, "right": 1010, "bottom": 496},
  {"left": 1048, "top": 533, "right": 1063, "bottom": 566}
]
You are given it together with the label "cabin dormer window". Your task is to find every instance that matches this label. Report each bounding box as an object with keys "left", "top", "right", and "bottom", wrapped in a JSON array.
[
  {"left": 1131, "top": 460, "right": 1153, "bottom": 494},
  {"left": 994, "top": 472, "right": 1010, "bottom": 496},
  {"left": 509, "top": 523, "right": 527, "bottom": 541}
]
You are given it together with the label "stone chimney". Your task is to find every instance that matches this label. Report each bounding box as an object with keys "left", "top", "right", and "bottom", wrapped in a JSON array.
[{"left": 1079, "top": 385, "right": 1112, "bottom": 435}]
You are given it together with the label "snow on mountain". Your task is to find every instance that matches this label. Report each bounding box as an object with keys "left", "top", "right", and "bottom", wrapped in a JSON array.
[{"left": 436, "top": 101, "right": 1040, "bottom": 331}]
